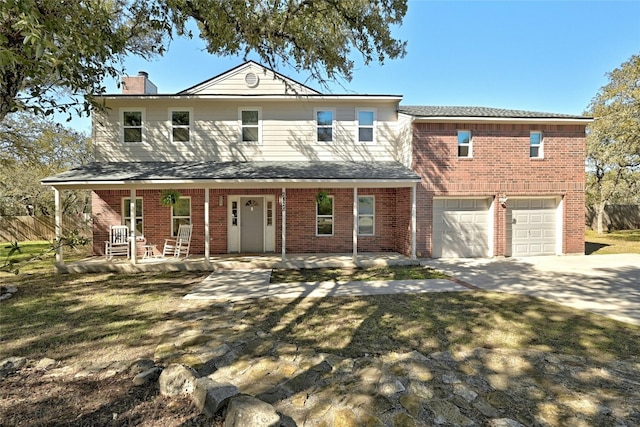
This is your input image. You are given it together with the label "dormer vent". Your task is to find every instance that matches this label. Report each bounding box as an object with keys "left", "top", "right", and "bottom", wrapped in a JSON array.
[{"left": 245, "top": 72, "right": 259, "bottom": 88}]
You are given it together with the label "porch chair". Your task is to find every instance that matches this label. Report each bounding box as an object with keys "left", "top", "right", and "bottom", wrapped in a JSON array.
[
  {"left": 105, "top": 225, "right": 130, "bottom": 259},
  {"left": 162, "top": 224, "right": 192, "bottom": 258}
]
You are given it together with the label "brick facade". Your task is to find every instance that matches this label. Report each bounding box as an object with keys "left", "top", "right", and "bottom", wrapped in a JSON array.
[
  {"left": 412, "top": 122, "right": 586, "bottom": 257},
  {"left": 94, "top": 187, "right": 411, "bottom": 256}
]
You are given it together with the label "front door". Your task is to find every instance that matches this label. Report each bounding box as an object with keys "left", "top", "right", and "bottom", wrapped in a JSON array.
[{"left": 240, "top": 197, "right": 264, "bottom": 253}]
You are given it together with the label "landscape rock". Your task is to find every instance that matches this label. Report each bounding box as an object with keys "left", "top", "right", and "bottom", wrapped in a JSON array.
[
  {"left": 129, "top": 358, "right": 156, "bottom": 376},
  {"left": 193, "top": 377, "right": 240, "bottom": 418},
  {"left": 35, "top": 358, "right": 57, "bottom": 370},
  {"left": 224, "top": 395, "right": 281, "bottom": 427},
  {"left": 159, "top": 364, "right": 198, "bottom": 396},
  {"left": 488, "top": 419, "right": 525, "bottom": 427},
  {"left": 0, "top": 356, "right": 27, "bottom": 376},
  {"left": 133, "top": 367, "right": 163, "bottom": 386}
]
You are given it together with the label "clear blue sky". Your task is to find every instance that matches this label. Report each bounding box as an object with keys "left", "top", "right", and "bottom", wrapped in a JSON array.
[{"left": 69, "top": 0, "right": 640, "bottom": 132}]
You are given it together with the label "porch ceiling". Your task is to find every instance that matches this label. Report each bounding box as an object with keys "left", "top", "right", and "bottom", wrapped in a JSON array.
[{"left": 41, "top": 161, "right": 421, "bottom": 189}]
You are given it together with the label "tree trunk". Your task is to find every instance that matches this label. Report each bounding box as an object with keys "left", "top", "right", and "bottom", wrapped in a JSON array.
[{"left": 597, "top": 201, "right": 606, "bottom": 235}]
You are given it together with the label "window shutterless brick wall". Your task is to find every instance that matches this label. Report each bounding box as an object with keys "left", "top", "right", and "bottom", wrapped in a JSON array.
[
  {"left": 93, "top": 187, "right": 411, "bottom": 256},
  {"left": 412, "top": 122, "right": 587, "bottom": 257}
]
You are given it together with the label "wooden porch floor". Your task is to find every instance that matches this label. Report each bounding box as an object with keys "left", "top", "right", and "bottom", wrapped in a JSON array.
[{"left": 58, "top": 252, "right": 417, "bottom": 274}]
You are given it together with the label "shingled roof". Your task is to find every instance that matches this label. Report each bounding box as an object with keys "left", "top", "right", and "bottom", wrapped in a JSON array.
[
  {"left": 42, "top": 161, "right": 421, "bottom": 186},
  {"left": 399, "top": 105, "right": 589, "bottom": 120}
]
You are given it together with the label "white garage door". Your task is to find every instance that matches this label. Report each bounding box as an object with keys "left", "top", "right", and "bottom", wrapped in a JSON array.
[
  {"left": 433, "top": 198, "right": 490, "bottom": 258},
  {"left": 509, "top": 198, "right": 557, "bottom": 257}
]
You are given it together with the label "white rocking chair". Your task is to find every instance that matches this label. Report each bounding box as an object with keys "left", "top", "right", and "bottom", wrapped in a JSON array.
[
  {"left": 105, "top": 225, "right": 130, "bottom": 259},
  {"left": 163, "top": 224, "right": 192, "bottom": 258}
]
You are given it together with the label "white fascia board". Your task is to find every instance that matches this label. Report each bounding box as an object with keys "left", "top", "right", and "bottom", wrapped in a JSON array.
[
  {"left": 97, "top": 94, "right": 403, "bottom": 102},
  {"left": 412, "top": 116, "right": 592, "bottom": 125}
]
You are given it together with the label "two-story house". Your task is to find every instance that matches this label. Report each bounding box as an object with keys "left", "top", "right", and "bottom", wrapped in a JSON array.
[{"left": 42, "top": 61, "right": 590, "bottom": 270}]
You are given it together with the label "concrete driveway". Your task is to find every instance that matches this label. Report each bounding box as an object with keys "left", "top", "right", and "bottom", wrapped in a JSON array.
[{"left": 424, "top": 254, "right": 640, "bottom": 326}]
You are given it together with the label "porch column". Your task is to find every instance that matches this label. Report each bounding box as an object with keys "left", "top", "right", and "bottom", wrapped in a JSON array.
[
  {"left": 281, "top": 187, "right": 287, "bottom": 261},
  {"left": 130, "top": 189, "right": 137, "bottom": 265},
  {"left": 353, "top": 187, "right": 358, "bottom": 261},
  {"left": 411, "top": 183, "right": 417, "bottom": 260},
  {"left": 204, "top": 188, "right": 210, "bottom": 260},
  {"left": 54, "top": 187, "right": 63, "bottom": 269}
]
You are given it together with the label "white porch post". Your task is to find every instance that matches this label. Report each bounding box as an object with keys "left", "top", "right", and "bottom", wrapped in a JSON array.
[
  {"left": 281, "top": 187, "right": 287, "bottom": 261},
  {"left": 130, "top": 189, "right": 137, "bottom": 265},
  {"left": 54, "top": 187, "right": 63, "bottom": 269},
  {"left": 353, "top": 187, "right": 358, "bottom": 261},
  {"left": 204, "top": 188, "right": 210, "bottom": 260},
  {"left": 411, "top": 184, "right": 417, "bottom": 260}
]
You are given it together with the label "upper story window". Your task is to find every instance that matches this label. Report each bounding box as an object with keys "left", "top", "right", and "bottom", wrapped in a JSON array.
[
  {"left": 315, "top": 109, "right": 335, "bottom": 142},
  {"left": 239, "top": 108, "right": 261, "bottom": 143},
  {"left": 358, "top": 196, "right": 375, "bottom": 235},
  {"left": 170, "top": 109, "right": 192, "bottom": 143},
  {"left": 458, "top": 130, "right": 472, "bottom": 158},
  {"left": 172, "top": 197, "right": 191, "bottom": 236},
  {"left": 123, "top": 197, "right": 143, "bottom": 234},
  {"left": 122, "top": 109, "right": 144, "bottom": 144},
  {"left": 530, "top": 131, "right": 543, "bottom": 158},
  {"left": 356, "top": 109, "right": 376, "bottom": 144},
  {"left": 316, "top": 195, "right": 334, "bottom": 236}
]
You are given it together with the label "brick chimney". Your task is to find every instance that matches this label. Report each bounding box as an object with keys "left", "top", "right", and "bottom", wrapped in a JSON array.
[{"left": 122, "top": 71, "right": 158, "bottom": 94}]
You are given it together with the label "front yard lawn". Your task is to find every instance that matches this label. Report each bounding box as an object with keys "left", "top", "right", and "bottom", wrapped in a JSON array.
[{"left": 585, "top": 229, "right": 640, "bottom": 254}]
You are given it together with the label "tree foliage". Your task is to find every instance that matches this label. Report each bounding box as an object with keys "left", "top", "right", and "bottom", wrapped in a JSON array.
[
  {"left": 0, "top": 113, "right": 92, "bottom": 216},
  {"left": 586, "top": 54, "right": 640, "bottom": 233},
  {"left": 1, "top": 0, "right": 407, "bottom": 122}
]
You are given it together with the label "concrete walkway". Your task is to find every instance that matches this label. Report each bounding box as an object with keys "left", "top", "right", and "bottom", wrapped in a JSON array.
[
  {"left": 185, "top": 269, "right": 471, "bottom": 302},
  {"left": 185, "top": 254, "right": 639, "bottom": 326},
  {"left": 424, "top": 254, "right": 640, "bottom": 326}
]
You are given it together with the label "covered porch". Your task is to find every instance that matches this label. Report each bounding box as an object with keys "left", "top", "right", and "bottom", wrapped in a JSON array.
[
  {"left": 56, "top": 252, "right": 418, "bottom": 274},
  {"left": 41, "top": 161, "right": 421, "bottom": 273}
]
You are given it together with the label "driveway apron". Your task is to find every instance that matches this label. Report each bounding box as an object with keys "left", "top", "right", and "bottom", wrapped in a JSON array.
[{"left": 424, "top": 254, "right": 640, "bottom": 326}]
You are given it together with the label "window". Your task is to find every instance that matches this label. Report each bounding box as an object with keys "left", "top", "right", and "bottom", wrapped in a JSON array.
[
  {"left": 231, "top": 201, "right": 238, "bottom": 226},
  {"left": 356, "top": 109, "right": 375, "bottom": 143},
  {"left": 239, "top": 108, "right": 261, "bottom": 143},
  {"left": 458, "top": 130, "right": 472, "bottom": 158},
  {"left": 123, "top": 197, "right": 143, "bottom": 234},
  {"left": 171, "top": 197, "right": 191, "bottom": 236},
  {"left": 170, "top": 109, "right": 191, "bottom": 143},
  {"left": 266, "top": 200, "right": 273, "bottom": 226},
  {"left": 315, "top": 109, "right": 335, "bottom": 142},
  {"left": 316, "top": 195, "right": 334, "bottom": 235},
  {"left": 530, "top": 131, "right": 543, "bottom": 158},
  {"left": 358, "top": 196, "right": 375, "bottom": 235},
  {"left": 122, "top": 109, "right": 144, "bottom": 143}
]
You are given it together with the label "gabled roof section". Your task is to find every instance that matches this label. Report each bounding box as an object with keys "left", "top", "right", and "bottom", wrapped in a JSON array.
[
  {"left": 399, "top": 106, "right": 591, "bottom": 123},
  {"left": 178, "top": 61, "right": 321, "bottom": 96}
]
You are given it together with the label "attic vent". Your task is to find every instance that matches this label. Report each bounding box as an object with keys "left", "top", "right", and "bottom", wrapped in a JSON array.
[{"left": 245, "top": 72, "right": 259, "bottom": 88}]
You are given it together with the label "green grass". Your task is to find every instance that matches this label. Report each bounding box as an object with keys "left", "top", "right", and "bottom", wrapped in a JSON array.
[
  {"left": 585, "top": 229, "right": 640, "bottom": 254},
  {"left": 1, "top": 240, "right": 91, "bottom": 274},
  {"left": 270, "top": 265, "right": 448, "bottom": 283}
]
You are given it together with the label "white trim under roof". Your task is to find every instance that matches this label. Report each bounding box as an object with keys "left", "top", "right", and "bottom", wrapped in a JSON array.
[
  {"left": 96, "top": 94, "right": 403, "bottom": 102},
  {"left": 411, "top": 116, "right": 592, "bottom": 125}
]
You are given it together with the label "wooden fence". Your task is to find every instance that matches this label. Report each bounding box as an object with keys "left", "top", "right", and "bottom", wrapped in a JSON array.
[
  {"left": 586, "top": 205, "right": 640, "bottom": 231},
  {"left": 0, "top": 215, "right": 91, "bottom": 242}
]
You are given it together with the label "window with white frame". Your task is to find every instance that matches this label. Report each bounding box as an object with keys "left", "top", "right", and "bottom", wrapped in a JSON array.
[
  {"left": 239, "top": 108, "right": 261, "bottom": 143},
  {"left": 171, "top": 197, "right": 191, "bottom": 236},
  {"left": 316, "top": 195, "right": 334, "bottom": 235},
  {"left": 458, "top": 130, "right": 472, "bottom": 158},
  {"left": 123, "top": 197, "right": 143, "bottom": 234},
  {"left": 170, "top": 109, "right": 191, "bottom": 143},
  {"left": 530, "top": 131, "right": 543, "bottom": 158},
  {"left": 358, "top": 196, "right": 375, "bottom": 235},
  {"left": 356, "top": 109, "right": 375, "bottom": 143},
  {"left": 315, "top": 109, "right": 335, "bottom": 142},
  {"left": 122, "top": 109, "right": 144, "bottom": 143}
]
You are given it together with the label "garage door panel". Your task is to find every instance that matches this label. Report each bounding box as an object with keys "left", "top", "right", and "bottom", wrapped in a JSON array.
[
  {"left": 509, "top": 198, "right": 558, "bottom": 257},
  {"left": 434, "top": 198, "right": 490, "bottom": 258}
]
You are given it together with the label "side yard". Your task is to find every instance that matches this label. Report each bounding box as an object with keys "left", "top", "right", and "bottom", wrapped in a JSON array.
[{"left": 585, "top": 229, "right": 640, "bottom": 254}]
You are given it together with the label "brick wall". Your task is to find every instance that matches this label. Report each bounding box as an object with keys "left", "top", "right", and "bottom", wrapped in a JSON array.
[
  {"left": 93, "top": 187, "right": 410, "bottom": 256},
  {"left": 412, "top": 122, "right": 586, "bottom": 257}
]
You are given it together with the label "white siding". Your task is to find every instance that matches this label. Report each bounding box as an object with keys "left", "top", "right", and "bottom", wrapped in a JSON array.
[
  {"left": 184, "top": 63, "right": 318, "bottom": 95},
  {"left": 94, "top": 99, "right": 409, "bottom": 163}
]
